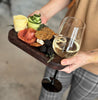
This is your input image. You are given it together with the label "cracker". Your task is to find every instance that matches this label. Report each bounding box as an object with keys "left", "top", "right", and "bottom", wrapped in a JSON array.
[{"left": 35, "top": 27, "right": 55, "bottom": 40}]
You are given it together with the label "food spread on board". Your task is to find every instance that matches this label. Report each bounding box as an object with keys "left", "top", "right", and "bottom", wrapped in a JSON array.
[{"left": 13, "top": 14, "right": 56, "bottom": 61}]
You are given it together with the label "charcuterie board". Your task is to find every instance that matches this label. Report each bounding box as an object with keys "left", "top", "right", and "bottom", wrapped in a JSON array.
[{"left": 8, "top": 29, "right": 66, "bottom": 70}]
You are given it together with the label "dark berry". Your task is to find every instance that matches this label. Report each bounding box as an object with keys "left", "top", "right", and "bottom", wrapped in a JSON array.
[
  {"left": 44, "top": 40, "right": 52, "bottom": 47},
  {"left": 47, "top": 47, "right": 54, "bottom": 55},
  {"left": 39, "top": 45, "right": 47, "bottom": 53}
]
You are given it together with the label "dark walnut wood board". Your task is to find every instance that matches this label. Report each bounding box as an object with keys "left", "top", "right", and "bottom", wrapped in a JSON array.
[{"left": 8, "top": 29, "right": 67, "bottom": 70}]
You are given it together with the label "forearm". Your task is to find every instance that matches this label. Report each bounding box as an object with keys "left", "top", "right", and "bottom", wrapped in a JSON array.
[
  {"left": 86, "top": 49, "right": 98, "bottom": 64},
  {"left": 40, "top": 0, "right": 70, "bottom": 20}
]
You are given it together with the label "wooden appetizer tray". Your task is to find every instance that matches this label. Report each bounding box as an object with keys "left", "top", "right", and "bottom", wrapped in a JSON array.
[{"left": 8, "top": 29, "right": 66, "bottom": 70}]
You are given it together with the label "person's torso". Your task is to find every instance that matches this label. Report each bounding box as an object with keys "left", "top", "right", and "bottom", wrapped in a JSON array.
[{"left": 67, "top": 0, "right": 98, "bottom": 75}]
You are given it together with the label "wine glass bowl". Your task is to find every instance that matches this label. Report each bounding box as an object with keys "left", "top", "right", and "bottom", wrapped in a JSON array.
[{"left": 53, "top": 17, "right": 86, "bottom": 58}]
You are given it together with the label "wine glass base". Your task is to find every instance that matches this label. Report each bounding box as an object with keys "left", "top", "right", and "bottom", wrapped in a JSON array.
[{"left": 42, "top": 77, "right": 62, "bottom": 92}]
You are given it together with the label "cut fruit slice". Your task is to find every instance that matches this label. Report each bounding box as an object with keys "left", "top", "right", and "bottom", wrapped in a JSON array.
[{"left": 18, "top": 28, "right": 36, "bottom": 44}]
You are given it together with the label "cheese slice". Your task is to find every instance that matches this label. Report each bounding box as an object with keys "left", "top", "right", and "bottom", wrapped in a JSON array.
[{"left": 13, "top": 15, "right": 28, "bottom": 32}]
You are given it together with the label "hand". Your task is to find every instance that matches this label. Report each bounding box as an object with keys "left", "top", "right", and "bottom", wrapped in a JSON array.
[
  {"left": 28, "top": 10, "right": 48, "bottom": 24},
  {"left": 60, "top": 51, "right": 90, "bottom": 73}
]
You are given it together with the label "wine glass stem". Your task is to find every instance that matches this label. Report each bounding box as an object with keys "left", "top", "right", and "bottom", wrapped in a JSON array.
[{"left": 51, "top": 70, "right": 58, "bottom": 85}]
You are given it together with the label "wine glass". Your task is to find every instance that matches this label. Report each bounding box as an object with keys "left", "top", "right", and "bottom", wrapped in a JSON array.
[{"left": 42, "top": 17, "right": 86, "bottom": 92}]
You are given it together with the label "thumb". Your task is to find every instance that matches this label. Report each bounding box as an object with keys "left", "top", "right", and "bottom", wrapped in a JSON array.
[{"left": 61, "top": 57, "right": 74, "bottom": 66}]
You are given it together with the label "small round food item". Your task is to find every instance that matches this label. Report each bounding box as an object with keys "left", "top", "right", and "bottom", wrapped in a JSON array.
[
  {"left": 47, "top": 46, "right": 54, "bottom": 55},
  {"left": 44, "top": 40, "right": 52, "bottom": 47},
  {"left": 13, "top": 15, "right": 28, "bottom": 32},
  {"left": 18, "top": 28, "right": 36, "bottom": 44},
  {"left": 35, "top": 27, "right": 56, "bottom": 40}
]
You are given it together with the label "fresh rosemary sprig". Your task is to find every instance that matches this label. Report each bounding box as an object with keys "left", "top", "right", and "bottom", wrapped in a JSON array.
[{"left": 47, "top": 54, "right": 55, "bottom": 63}]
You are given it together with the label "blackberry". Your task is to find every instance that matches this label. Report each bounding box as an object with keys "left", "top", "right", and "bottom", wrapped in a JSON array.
[
  {"left": 39, "top": 45, "right": 47, "bottom": 53},
  {"left": 47, "top": 47, "right": 54, "bottom": 56},
  {"left": 44, "top": 40, "right": 52, "bottom": 47}
]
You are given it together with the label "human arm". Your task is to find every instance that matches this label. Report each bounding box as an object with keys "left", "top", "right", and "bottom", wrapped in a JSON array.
[
  {"left": 60, "top": 49, "right": 98, "bottom": 73},
  {"left": 29, "top": 0, "right": 70, "bottom": 23},
  {"left": 39, "top": 0, "right": 70, "bottom": 20}
]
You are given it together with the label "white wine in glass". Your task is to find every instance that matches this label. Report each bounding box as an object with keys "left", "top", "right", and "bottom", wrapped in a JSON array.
[{"left": 53, "top": 36, "right": 80, "bottom": 58}]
